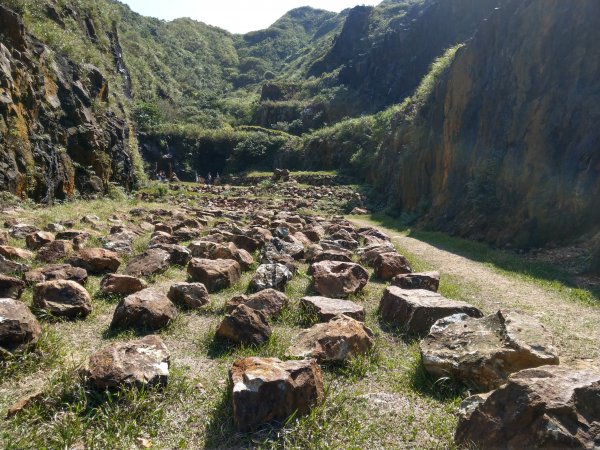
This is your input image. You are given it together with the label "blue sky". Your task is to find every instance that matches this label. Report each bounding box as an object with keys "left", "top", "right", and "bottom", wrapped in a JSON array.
[{"left": 120, "top": 0, "right": 382, "bottom": 33}]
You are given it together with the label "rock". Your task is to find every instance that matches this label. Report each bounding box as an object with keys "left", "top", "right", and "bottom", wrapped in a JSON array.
[
  {"left": 230, "top": 357, "right": 324, "bottom": 431},
  {"left": 149, "top": 243, "right": 191, "bottom": 266},
  {"left": 167, "top": 282, "right": 209, "bottom": 309},
  {"left": 379, "top": 286, "right": 482, "bottom": 334},
  {"left": 300, "top": 296, "right": 365, "bottom": 322},
  {"left": 310, "top": 261, "right": 369, "bottom": 298},
  {"left": 84, "top": 335, "right": 170, "bottom": 390},
  {"left": 226, "top": 289, "right": 289, "bottom": 318},
  {"left": 100, "top": 274, "right": 147, "bottom": 296},
  {"left": 215, "top": 304, "right": 271, "bottom": 346},
  {"left": 250, "top": 263, "right": 293, "bottom": 292},
  {"left": 420, "top": 310, "right": 560, "bottom": 391},
  {"left": 124, "top": 248, "right": 171, "bottom": 277},
  {"left": 9, "top": 224, "right": 36, "bottom": 239},
  {"left": 32, "top": 280, "right": 92, "bottom": 319},
  {"left": 233, "top": 234, "right": 261, "bottom": 252},
  {"left": 0, "top": 254, "right": 29, "bottom": 274},
  {"left": 23, "top": 264, "right": 87, "bottom": 285},
  {"left": 0, "top": 298, "right": 41, "bottom": 353},
  {"left": 0, "top": 245, "right": 34, "bottom": 261},
  {"left": 36, "top": 240, "right": 74, "bottom": 263},
  {"left": 373, "top": 252, "right": 411, "bottom": 280},
  {"left": 25, "top": 231, "right": 55, "bottom": 250},
  {"left": 67, "top": 248, "right": 121, "bottom": 274},
  {"left": 187, "top": 258, "right": 241, "bottom": 292},
  {"left": 0, "top": 274, "right": 25, "bottom": 299},
  {"left": 391, "top": 271, "right": 440, "bottom": 292},
  {"left": 5, "top": 390, "right": 44, "bottom": 419},
  {"left": 111, "top": 289, "right": 177, "bottom": 331},
  {"left": 313, "top": 248, "right": 353, "bottom": 263},
  {"left": 357, "top": 243, "right": 396, "bottom": 266},
  {"left": 287, "top": 314, "right": 374, "bottom": 362},
  {"left": 351, "top": 207, "right": 368, "bottom": 215},
  {"left": 455, "top": 366, "right": 600, "bottom": 449},
  {"left": 188, "top": 241, "right": 252, "bottom": 270},
  {"left": 234, "top": 248, "right": 254, "bottom": 271}
]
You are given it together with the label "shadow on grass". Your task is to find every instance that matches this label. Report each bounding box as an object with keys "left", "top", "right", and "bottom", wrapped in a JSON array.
[
  {"left": 364, "top": 213, "right": 600, "bottom": 304},
  {"left": 410, "top": 361, "right": 472, "bottom": 402}
]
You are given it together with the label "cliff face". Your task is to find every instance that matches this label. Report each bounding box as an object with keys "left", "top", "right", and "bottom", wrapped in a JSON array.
[
  {"left": 374, "top": 0, "right": 600, "bottom": 249},
  {"left": 0, "top": 4, "right": 134, "bottom": 201}
]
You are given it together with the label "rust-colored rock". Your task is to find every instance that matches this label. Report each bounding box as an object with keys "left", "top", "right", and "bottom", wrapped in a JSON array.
[
  {"left": 225, "top": 289, "right": 289, "bottom": 318},
  {"left": 216, "top": 304, "right": 271, "bottom": 346},
  {"left": 67, "top": 248, "right": 121, "bottom": 274},
  {"left": 187, "top": 258, "right": 241, "bottom": 292},
  {"left": 310, "top": 260, "right": 369, "bottom": 298},
  {"left": 0, "top": 245, "right": 34, "bottom": 261},
  {"left": 300, "top": 296, "right": 365, "bottom": 322},
  {"left": 373, "top": 252, "right": 411, "bottom": 280},
  {"left": 167, "top": 282, "right": 209, "bottom": 309},
  {"left": 32, "top": 280, "right": 92, "bottom": 319},
  {"left": 0, "top": 298, "right": 41, "bottom": 353},
  {"left": 111, "top": 289, "right": 177, "bottom": 331},
  {"left": 391, "top": 272, "right": 440, "bottom": 292},
  {"left": 23, "top": 264, "right": 87, "bottom": 285},
  {"left": 100, "top": 274, "right": 147, "bottom": 296},
  {"left": 36, "top": 240, "right": 73, "bottom": 263},
  {"left": 124, "top": 248, "right": 171, "bottom": 277},
  {"left": 26, "top": 231, "right": 55, "bottom": 250}
]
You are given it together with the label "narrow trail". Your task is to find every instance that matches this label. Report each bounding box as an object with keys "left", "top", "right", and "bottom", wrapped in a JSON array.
[{"left": 351, "top": 218, "right": 600, "bottom": 366}]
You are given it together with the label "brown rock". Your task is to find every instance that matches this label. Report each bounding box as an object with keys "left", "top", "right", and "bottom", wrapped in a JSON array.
[
  {"left": 67, "top": 248, "right": 121, "bottom": 274},
  {"left": 379, "top": 286, "right": 482, "bottom": 334},
  {"left": 32, "top": 280, "right": 92, "bottom": 319},
  {"left": 373, "top": 252, "right": 411, "bottom": 280},
  {"left": 300, "top": 296, "right": 365, "bottom": 322},
  {"left": 26, "top": 231, "right": 55, "bottom": 250},
  {"left": 233, "top": 234, "right": 261, "bottom": 252},
  {"left": 310, "top": 261, "right": 369, "bottom": 298},
  {"left": 100, "top": 274, "right": 147, "bottom": 296},
  {"left": 0, "top": 298, "right": 42, "bottom": 353},
  {"left": 357, "top": 243, "right": 396, "bottom": 266},
  {"left": 124, "top": 248, "right": 171, "bottom": 277},
  {"left": 187, "top": 258, "right": 241, "bottom": 292},
  {"left": 0, "top": 274, "right": 25, "bottom": 299},
  {"left": 148, "top": 243, "right": 191, "bottom": 266},
  {"left": 36, "top": 240, "right": 73, "bottom": 263},
  {"left": 420, "top": 310, "right": 560, "bottom": 391},
  {"left": 230, "top": 357, "right": 324, "bottom": 431},
  {"left": 215, "top": 304, "right": 271, "bottom": 346},
  {"left": 167, "top": 282, "right": 209, "bottom": 309},
  {"left": 287, "top": 314, "right": 374, "bottom": 362},
  {"left": 23, "top": 264, "right": 87, "bottom": 285},
  {"left": 0, "top": 245, "right": 34, "bottom": 261},
  {"left": 391, "top": 272, "right": 440, "bottom": 292},
  {"left": 111, "top": 289, "right": 177, "bottom": 331},
  {"left": 226, "top": 289, "right": 289, "bottom": 318},
  {"left": 5, "top": 390, "right": 44, "bottom": 418},
  {"left": 84, "top": 335, "right": 170, "bottom": 390},
  {"left": 455, "top": 366, "right": 600, "bottom": 449}
]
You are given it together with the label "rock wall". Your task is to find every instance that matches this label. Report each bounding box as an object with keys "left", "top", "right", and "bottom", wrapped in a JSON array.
[
  {"left": 374, "top": 0, "right": 600, "bottom": 250},
  {"left": 0, "top": 5, "right": 134, "bottom": 202}
]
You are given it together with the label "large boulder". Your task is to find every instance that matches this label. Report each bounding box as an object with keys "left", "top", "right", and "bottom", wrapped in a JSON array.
[
  {"left": 287, "top": 314, "right": 374, "bottom": 362},
  {"left": 100, "top": 274, "right": 147, "bottom": 296},
  {"left": 250, "top": 263, "right": 293, "bottom": 292},
  {"left": 32, "top": 280, "right": 92, "bottom": 319},
  {"left": 23, "top": 264, "right": 87, "bottom": 285},
  {"left": 391, "top": 272, "right": 440, "bottom": 292},
  {"left": 420, "top": 310, "right": 560, "bottom": 391},
  {"left": 300, "top": 296, "right": 365, "bottom": 322},
  {"left": 310, "top": 261, "right": 369, "bottom": 298},
  {"left": 226, "top": 289, "right": 289, "bottom": 318},
  {"left": 373, "top": 252, "right": 411, "bottom": 280},
  {"left": 167, "top": 282, "right": 209, "bottom": 309},
  {"left": 83, "top": 335, "right": 170, "bottom": 390},
  {"left": 455, "top": 366, "right": 600, "bottom": 449},
  {"left": 0, "top": 298, "right": 42, "bottom": 353},
  {"left": 379, "top": 286, "right": 482, "bottom": 335},
  {"left": 111, "top": 289, "right": 177, "bottom": 331},
  {"left": 0, "top": 274, "right": 25, "bottom": 299},
  {"left": 229, "top": 357, "right": 324, "bottom": 431},
  {"left": 187, "top": 258, "right": 241, "bottom": 292},
  {"left": 215, "top": 304, "right": 271, "bottom": 346},
  {"left": 124, "top": 248, "right": 171, "bottom": 277},
  {"left": 67, "top": 248, "right": 121, "bottom": 274}
]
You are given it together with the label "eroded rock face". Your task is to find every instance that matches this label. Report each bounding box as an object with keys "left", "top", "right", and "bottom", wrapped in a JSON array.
[
  {"left": 455, "top": 366, "right": 600, "bottom": 449},
  {"left": 100, "top": 274, "right": 147, "bottom": 296},
  {"left": 84, "top": 335, "right": 170, "bottom": 390},
  {"left": 124, "top": 248, "right": 171, "bottom": 277},
  {"left": 300, "top": 296, "right": 365, "bottom": 322},
  {"left": 287, "top": 314, "right": 373, "bottom": 362},
  {"left": 250, "top": 263, "right": 293, "bottom": 292},
  {"left": 311, "top": 261, "right": 369, "bottom": 298},
  {"left": 67, "top": 248, "right": 121, "bottom": 274},
  {"left": 167, "top": 282, "right": 209, "bottom": 309},
  {"left": 391, "top": 272, "right": 440, "bottom": 292},
  {"left": 216, "top": 304, "right": 271, "bottom": 346},
  {"left": 0, "top": 298, "right": 41, "bottom": 353},
  {"left": 111, "top": 289, "right": 177, "bottom": 331},
  {"left": 32, "top": 280, "right": 92, "bottom": 319},
  {"left": 226, "top": 289, "right": 289, "bottom": 318},
  {"left": 187, "top": 258, "right": 241, "bottom": 292},
  {"left": 379, "top": 286, "right": 482, "bottom": 335},
  {"left": 229, "top": 357, "right": 324, "bottom": 431},
  {"left": 420, "top": 310, "right": 560, "bottom": 391},
  {"left": 0, "top": 274, "right": 25, "bottom": 299},
  {"left": 373, "top": 252, "right": 411, "bottom": 280}
]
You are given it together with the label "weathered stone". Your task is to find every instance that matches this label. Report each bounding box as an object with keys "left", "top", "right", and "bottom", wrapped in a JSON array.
[
  {"left": 379, "top": 286, "right": 482, "bottom": 334},
  {"left": 373, "top": 252, "right": 411, "bottom": 280},
  {"left": 9, "top": 224, "right": 36, "bottom": 239},
  {"left": 233, "top": 234, "right": 261, "bottom": 252},
  {"left": 124, "top": 248, "right": 171, "bottom": 277},
  {"left": 313, "top": 249, "right": 353, "bottom": 263},
  {"left": 167, "top": 282, "right": 209, "bottom": 309},
  {"left": 25, "top": 231, "right": 55, "bottom": 250},
  {"left": 36, "top": 240, "right": 73, "bottom": 263},
  {"left": 420, "top": 310, "right": 560, "bottom": 391},
  {"left": 230, "top": 357, "right": 324, "bottom": 431},
  {"left": 300, "top": 296, "right": 365, "bottom": 322},
  {"left": 0, "top": 298, "right": 41, "bottom": 353},
  {"left": 0, "top": 245, "right": 33, "bottom": 261},
  {"left": 67, "top": 248, "right": 121, "bottom": 274},
  {"left": 0, "top": 274, "right": 25, "bottom": 299},
  {"left": 23, "top": 264, "right": 87, "bottom": 285},
  {"left": 357, "top": 243, "right": 396, "bottom": 266},
  {"left": 149, "top": 243, "right": 191, "bottom": 266},
  {"left": 250, "top": 263, "right": 293, "bottom": 292},
  {"left": 226, "top": 289, "right": 289, "bottom": 318},
  {"left": 310, "top": 261, "right": 369, "bottom": 298},
  {"left": 187, "top": 258, "right": 241, "bottom": 292},
  {"left": 287, "top": 314, "right": 374, "bottom": 362},
  {"left": 5, "top": 390, "right": 44, "bottom": 419},
  {"left": 215, "top": 304, "right": 271, "bottom": 346},
  {"left": 111, "top": 289, "right": 177, "bottom": 331},
  {"left": 455, "top": 366, "right": 600, "bottom": 449},
  {"left": 100, "top": 274, "right": 147, "bottom": 296},
  {"left": 391, "top": 271, "right": 440, "bottom": 292},
  {"left": 32, "top": 280, "right": 92, "bottom": 319},
  {"left": 84, "top": 335, "right": 170, "bottom": 390}
]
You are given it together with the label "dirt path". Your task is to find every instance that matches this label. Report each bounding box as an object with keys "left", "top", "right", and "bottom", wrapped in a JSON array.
[{"left": 351, "top": 218, "right": 600, "bottom": 366}]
